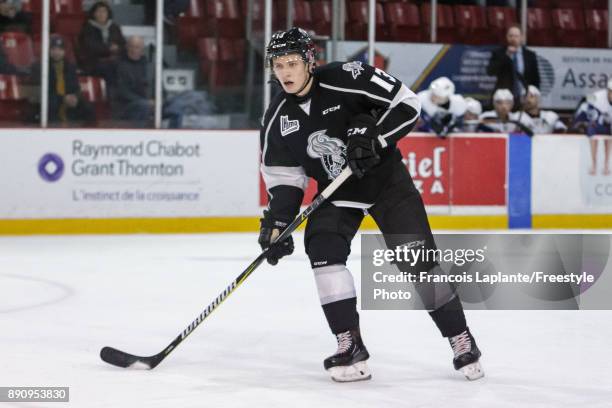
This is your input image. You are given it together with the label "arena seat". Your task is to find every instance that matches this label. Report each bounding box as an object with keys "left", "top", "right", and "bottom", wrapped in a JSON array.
[
  {"left": 53, "top": 0, "right": 83, "bottom": 14},
  {"left": 487, "top": 6, "right": 517, "bottom": 44},
  {"left": 204, "top": 0, "right": 244, "bottom": 38},
  {"left": 585, "top": 8, "right": 608, "bottom": 48},
  {"left": 454, "top": 5, "right": 491, "bottom": 45},
  {"left": 527, "top": 8, "right": 556, "bottom": 46},
  {"left": 78, "top": 75, "right": 110, "bottom": 120},
  {"left": 0, "top": 74, "right": 29, "bottom": 124},
  {"left": 345, "top": 1, "right": 388, "bottom": 41},
  {"left": 420, "top": 4, "right": 456, "bottom": 43},
  {"left": 0, "top": 32, "right": 34, "bottom": 69},
  {"left": 384, "top": 2, "right": 421, "bottom": 42},
  {"left": 552, "top": 8, "right": 587, "bottom": 47},
  {"left": 311, "top": 0, "right": 332, "bottom": 36},
  {"left": 197, "top": 38, "right": 244, "bottom": 91},
  {"left": 53, "top": 14, "right": 86, "bottom": 37},
  {"left": 177, "top": 0, "right": 206, "bottom": 50}
]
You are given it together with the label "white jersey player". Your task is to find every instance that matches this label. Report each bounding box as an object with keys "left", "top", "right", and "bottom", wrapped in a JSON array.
[
  {"left": 480, "top": 89, "right": 534, "bottom": 134},
  {"left": 521, "top": 85, "right": 566, "bottom": 134},
  {"left": 417, "top": 77, "right": 467, "bottom": 136}
]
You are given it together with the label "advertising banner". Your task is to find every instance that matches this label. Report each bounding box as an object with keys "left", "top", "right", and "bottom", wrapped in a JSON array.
[
  {"left": 0, "top": 129, "right": 260, "bottom": 218},
  {"left": 260, "top": 133, "right": 507, "bottom": 215},
  {"left": 532, "top": 135, "right": 612, "bottom": 214}
]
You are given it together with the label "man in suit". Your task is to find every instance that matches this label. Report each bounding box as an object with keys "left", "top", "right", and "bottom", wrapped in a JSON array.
[{"left": 487, "top": 25, "right": 540, "bottom": 109}]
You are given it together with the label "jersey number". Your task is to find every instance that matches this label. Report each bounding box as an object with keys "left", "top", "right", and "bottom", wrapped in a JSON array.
[{"left": 370, "top": 68, "right": 396, "bottom": 93}]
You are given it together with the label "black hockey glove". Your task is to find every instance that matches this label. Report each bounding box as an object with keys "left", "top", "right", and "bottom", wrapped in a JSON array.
[
  {"left": 346, "top": 114, "right": 381, "bottom": 179},
  {"left": 258, "top": 210, "right": 294, "bottom": 265}
]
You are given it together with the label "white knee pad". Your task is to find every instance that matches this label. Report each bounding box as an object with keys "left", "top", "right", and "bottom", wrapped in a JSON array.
[{"left": 313, "top": 264, "right": 357, "bottom": 305}]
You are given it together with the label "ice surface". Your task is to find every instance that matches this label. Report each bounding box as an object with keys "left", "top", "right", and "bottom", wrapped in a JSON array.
[{"left": 1, "top": 232, "right": 611, "bottom": 408}]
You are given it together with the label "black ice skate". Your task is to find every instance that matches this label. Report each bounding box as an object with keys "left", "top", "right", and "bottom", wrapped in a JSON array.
[
  {"left": 323, "top": 328, "right": 371, "bottom": 382},
  {"left": 449, "top": 327, "right": 484, "bottom": 381}
]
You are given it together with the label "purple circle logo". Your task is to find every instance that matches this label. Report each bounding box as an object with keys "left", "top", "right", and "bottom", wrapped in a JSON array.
[{"left": 38, "top": 153, "right": 65, "bottom": 182}]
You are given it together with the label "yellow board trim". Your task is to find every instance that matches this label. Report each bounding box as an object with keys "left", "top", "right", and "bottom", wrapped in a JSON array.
[
  {"left": 0, "top": 215, "right": 508, "bottom": 235},
  {"left": 533, "top": 214, "right": 612, "bottom": 229}
]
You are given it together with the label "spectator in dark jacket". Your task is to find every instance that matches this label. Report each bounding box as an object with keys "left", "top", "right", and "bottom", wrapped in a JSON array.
[
  {"left": 78, "top": 1, "right": 125, "bottom": 86},
  {"left": 48, "top": 35, "right": 95, "bottom": 126},
  {"left": 0, "top": 0, "right": 31, "bottom": 33},
  {"left": 113, "top": 35, "right": 152, "bottom": 127},
  {"left": 487, "top": 25, "right": 540, "bottom": 109},
  {"left": 0, "top": 43, "right": 17, "bottom": 74}
]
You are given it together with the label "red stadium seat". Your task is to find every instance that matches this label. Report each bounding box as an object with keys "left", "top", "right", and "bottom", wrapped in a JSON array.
[
  {"left": 585, "top": 9, "right": 608, "bottom": 48},
  {"left": 197, "top": 38, "right": 244, "bottom": 91},
  {"left": 21, "top": 0, "right": 43, "bottom": 13},
  {"left": 274, "top": 0, "right": 315, "bottom": 32},
  {"left": 454, "top": 5, "right": 491, "bottom": 45},
  {"left": 0, "top": 32, "right": 34, "bottom": 69},
  {"left": 79, "top": 75, "right": 110, "bottom": 120},
  {"left": 0, "top": 74, "right": 30, "bottom": 124},
  {"left": 311, "top": 0, "right": 332, "bottom": 36},
  {"left": 584, "top": 0, "right": 608, "bottom": 8},
  {"left": 552, "top": 8, "right": 587, "bottom": 47},
  {"left": 420, "top": 4, "right": 456, "bottom": 43},
  {"left": 552, "top": 0, "right": 582, "bottom": 8},
  {"left": 345, "top": 1, "right": 388, "bottom": 41},
  {"left": 527, "top": 8, "right": 555, "bottom": 46},
  {"left": 53, "top": 0, "right": 82, "bottom": 14},
  {"left": 384, "top": 2, "right": 421, "bottom": 42},
  {"left": 53, "top": 14, "right": 86, "bottom": 37},
  {"left": 176, "top": 0, "right": 206, "bottom": 49},
  {"left": 487, "top": 6, "right": 517, "bottom": 43},
  {"left": 204, "top": 0, "right": 244, "bottom": 38}
]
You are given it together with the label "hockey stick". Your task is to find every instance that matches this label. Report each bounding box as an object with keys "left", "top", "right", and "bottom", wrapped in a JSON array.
[{"left": 100, "top": 166, "right": 353, "bottom": 370}]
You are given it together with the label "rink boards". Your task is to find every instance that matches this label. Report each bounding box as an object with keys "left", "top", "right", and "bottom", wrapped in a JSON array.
[{"left": 0, "top": 129, "right": 610, "bottom": 234}]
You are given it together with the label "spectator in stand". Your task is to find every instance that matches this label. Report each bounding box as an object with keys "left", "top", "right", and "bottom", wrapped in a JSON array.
[
  {"left": 480, "top": 88, "right": 534, "bottom": 135},
  {"left": 520, "top": 85, "right": 566, "bottom": 134},
  {"left": 0, "top": 0, "right": 31, "bottom": 33},
  {"left": 417, "top": 76, "right": 467, "bottom": 137},
  {"left": 487, "top": 25, "right": 539, "bottom": 109},
  {"left": 0, "top": 43, "right": 17, "bottom": 73},
  {"left": 573, "top": 78, "right": 612, "bottom": 175},
  {"left": 113, "top": 35, "right": 153, "bottom": 127},
  {"left": 78, "top": 1, "right": 125, "bottom": 86},
  {"left": 48, "top": 35, "right": 95, "bottom": 126},
  {"left": 458, "top": 97, "right": 484, "bottom": 133}
]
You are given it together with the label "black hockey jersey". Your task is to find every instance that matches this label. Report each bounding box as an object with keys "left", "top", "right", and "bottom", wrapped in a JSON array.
[{"left": 260, "top": 61, "right": 421, "bottom": 223}]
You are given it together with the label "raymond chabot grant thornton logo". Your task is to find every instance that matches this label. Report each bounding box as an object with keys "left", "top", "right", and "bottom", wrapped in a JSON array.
[{"left": 38, "top": 153, "right": 64, "bottom": 182}]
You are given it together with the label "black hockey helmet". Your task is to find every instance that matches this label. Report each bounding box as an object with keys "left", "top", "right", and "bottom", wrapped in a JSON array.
[{"left": 265, "top": 27, "right": 316, "bottom": 68}]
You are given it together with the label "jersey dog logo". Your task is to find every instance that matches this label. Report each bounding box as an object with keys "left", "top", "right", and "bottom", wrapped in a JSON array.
[
  {"left": 306, "top": 130, "right": 347, "bottom": 180},
  {"left": 342, "top": 61, "right": 364, "bottom": 79},
  {"left": 280, "top": 115, "right": 300, "bottom": 136}
]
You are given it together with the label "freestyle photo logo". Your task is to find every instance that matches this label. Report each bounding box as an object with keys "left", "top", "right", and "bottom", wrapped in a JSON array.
[{"left": 38, "top": 153, "right": 64, "bottom": 182}]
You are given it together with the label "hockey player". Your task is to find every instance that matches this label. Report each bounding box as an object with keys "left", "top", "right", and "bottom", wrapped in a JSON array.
[
  {"left": 458, "top": 97, "right": 483, "bottom": 133},
  {"left": 259, "top": 28, "right": 483, "bottom": 383},
  {"left": 480, "top": 88, "right": 533, "bottom": 135},
  {"left": 417, "top": 77, "right": 467, "bottom": 137},
  {"left": 521, "top": 86, "right": 566, "bottom": 134},
  {"left": 573, "top": 78, "right": 612, "bottom": 175}
]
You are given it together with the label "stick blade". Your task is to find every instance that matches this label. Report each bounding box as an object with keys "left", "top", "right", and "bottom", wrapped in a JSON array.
[{"left": 100, "top": 346, "right": 152, "bottom": 369}]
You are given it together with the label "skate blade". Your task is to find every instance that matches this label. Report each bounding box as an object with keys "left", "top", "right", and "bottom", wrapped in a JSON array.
[
  {"left": 328, "top": 361, "right": 372, "bottom": 383},
  {"left": 459, "top": 361, "right": 484, "bottom": 381}
]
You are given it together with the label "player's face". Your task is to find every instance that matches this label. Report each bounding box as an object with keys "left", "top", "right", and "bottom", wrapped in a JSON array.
[
  {"left": 494, "top": 100, "right": 512, "bottom": 118},
  {"left": 524, "top": 93, "right": 539, "bottom": 110},
  {"left": 464, "top": 112, "right": 479, "bottom": 121},
  {"left": 272, "top": 54, "right": 310, "bottom": 94}
]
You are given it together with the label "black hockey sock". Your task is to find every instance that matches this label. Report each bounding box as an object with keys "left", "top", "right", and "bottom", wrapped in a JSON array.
[
  {"left": 428, "top": 295, "right": 467, "bottom": 338},
  {"left": 322, "top": 297, "right": 359, "bottom": 335}
]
